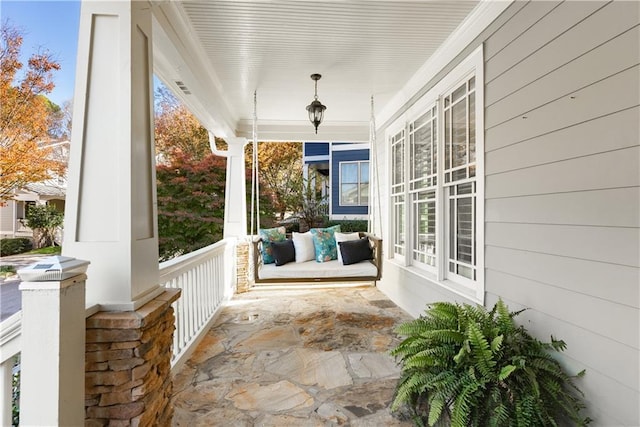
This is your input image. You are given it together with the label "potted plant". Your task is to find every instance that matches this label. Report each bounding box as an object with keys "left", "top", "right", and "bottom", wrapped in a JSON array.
[{"left": 391, "top": 299, "right": 590, "bottom": 426}]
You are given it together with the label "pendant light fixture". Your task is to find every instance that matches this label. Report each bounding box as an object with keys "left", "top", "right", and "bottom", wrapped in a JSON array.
[{"left": 306, "top": 74, "right": 327, "bottom": 134}]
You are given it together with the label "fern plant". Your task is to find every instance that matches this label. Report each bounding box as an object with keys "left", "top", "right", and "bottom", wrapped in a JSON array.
[{"left": 391, "top": 300, "right": 590, "bottom": 427}]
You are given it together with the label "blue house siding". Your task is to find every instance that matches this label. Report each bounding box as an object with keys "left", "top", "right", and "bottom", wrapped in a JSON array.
[
  {"left": 303, "top": 142, "right": 329, "bottom": 158},
  {"left": 331, "top": 148, "right": 369, "bottom": 217}
]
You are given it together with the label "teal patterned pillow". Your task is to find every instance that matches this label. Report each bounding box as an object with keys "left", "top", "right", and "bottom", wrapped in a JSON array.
[
  {"left": 310, "top": 225, "right": 341, "bottom": 263},
  {"left": 259, "top": 226, "right": 286, "bottom": 264}
]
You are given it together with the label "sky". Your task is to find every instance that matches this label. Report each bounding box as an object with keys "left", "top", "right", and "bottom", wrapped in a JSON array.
[{"left": 2, "top": 0, "right": 81, "bottom": 107}]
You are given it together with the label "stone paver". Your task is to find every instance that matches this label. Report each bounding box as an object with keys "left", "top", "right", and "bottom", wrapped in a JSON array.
[{"left": 171, "top": 286, "right": 414, "bottom": 426}]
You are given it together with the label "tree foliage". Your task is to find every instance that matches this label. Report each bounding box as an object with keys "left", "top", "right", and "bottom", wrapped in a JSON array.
[
  {"left": 246, "top": 141, "right": 303, "bottom": 221},
  {"left": 154, "top": 85, "right": 210, "bottom": 162},
  {"left": 0, "top": 20, "right": 66, "bottom": 201},
  {"left": 156, "top": 151, "right": 226, "bottom": 261},
  {"left": 25, "top": 204, "right": 64, "bottom": 248}
]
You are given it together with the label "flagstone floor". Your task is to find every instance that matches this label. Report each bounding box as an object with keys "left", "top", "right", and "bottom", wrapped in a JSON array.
[{"left": 171, "top": 285, "right": 414, "bottom": 426}]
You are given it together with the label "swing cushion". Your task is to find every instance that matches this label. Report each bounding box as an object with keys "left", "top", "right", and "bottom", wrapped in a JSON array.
[
  {"left": 259, "top": 226, "right": 287, "bottom": 264},
  {"left": 310, "top": 225, "right": 341, "bottom": 263}
]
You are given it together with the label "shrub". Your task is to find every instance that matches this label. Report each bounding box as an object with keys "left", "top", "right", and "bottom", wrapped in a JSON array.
[
  {"left": 325, "top": 219, "right": 368, "bottom": 233},
  {"left": 0, "top": 238, "right": 33, "bottom": 256},
  {"left": 391, "top": 299, "right": 590, "bottom": 427},
  {"left": 25, "top": 204, "right": 63, "bottom": 248},
  {"left": 0, "top": 265, "right": 16, "bottom": 274}
]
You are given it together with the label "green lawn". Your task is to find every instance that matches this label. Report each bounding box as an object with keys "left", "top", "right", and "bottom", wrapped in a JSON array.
[{"left": 26, "top": 246, "right": 62, "bottom": 255}]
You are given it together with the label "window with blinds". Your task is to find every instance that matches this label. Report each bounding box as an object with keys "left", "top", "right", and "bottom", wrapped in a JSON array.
[
  {"left": 387, "top": 45, "right": 483, "bottom": 299},
  {"left": 409, "top": 105, "right": 438, "bottom": 269}
]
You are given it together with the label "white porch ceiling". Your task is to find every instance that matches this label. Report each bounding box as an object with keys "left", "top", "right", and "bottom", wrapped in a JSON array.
[{"left": 151, "top": 1, "right": 480, "bottom": 141}]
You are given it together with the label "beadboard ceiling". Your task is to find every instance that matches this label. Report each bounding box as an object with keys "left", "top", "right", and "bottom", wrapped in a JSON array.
[{"left": 151, "top": 1, "right": 480, "bottom": 141}]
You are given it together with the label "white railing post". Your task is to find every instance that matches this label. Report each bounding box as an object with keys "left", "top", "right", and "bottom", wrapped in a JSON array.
[
  {"left": 0, "top": 311, "right": 21, "bottom": 426},
  {"left": 19, "top": 274, "right": 86, "bottom": 426},
  {"left": 0, "top": 356, "right": 15, "bottom": 427}
]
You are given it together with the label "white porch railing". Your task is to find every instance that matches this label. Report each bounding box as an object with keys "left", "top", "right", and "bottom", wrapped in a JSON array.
[
  {"left": 160, "top": 238, "right": 237, "bottom": 369},
  {"left": 0, "top": 238, "right": 237, "bottom": 425},
  {"left": 0, "top": 312, "right": 21, "bottom": 427}
]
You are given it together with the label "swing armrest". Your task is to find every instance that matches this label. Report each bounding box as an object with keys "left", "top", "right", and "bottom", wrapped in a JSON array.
[
  {"left": 359, "top": 232, "right": 382, "bottom": 280},
  {"left": 252, "top": 236, "right": 264, "bottom": 277}
]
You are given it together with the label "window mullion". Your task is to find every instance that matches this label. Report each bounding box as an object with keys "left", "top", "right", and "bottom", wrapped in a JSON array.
[
  {"left": 403, "top": 122, "right": 411, "bottom": 267},
  {"left": 436, "top": 95, "right": 445, "bottom": 282},
  {"left": 466, "top": 89, "right": 470, "bottom": 165}
]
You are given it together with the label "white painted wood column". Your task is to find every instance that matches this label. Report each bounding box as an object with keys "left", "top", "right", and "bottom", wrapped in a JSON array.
[
  {"left": 223, "top": 137, "right": 248, "bottom": 238},
  {"left": 64, "top": 1, "right": 161, "bottom": 310},
  {"left": 19, "top": 275, "right": 86, "bottom": 426}
]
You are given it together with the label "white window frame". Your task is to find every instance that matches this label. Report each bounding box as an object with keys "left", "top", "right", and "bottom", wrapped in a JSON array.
[
  {"left": 339, "top": 160, "right": 369, "bottom": 207},
  {"left": 389, "top": 127, "right": 407, "bottom": 262},
  {"left": 386, "top": 45, "right": 484, "bottom": 303}
]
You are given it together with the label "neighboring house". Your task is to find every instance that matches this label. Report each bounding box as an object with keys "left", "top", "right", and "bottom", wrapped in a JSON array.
[
  {"left": 303, "top": 142, "right": 370, "bottom": 220},
  {"left": 0, "top": 140, "right": 68, "bottom": 241}
]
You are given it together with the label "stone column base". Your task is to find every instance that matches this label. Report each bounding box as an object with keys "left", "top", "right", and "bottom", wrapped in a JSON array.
[
  {"left": 236, "top": 240, "right": 251, "bottom": 293},
  {"left": 85, "top": 288, "right": 181, "bottom": 426}
]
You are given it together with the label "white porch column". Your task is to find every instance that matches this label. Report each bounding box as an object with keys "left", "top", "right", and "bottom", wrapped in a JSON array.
[
  {"left": 223, "top": 137, "right": 248, "bottom": 238},
  {"left": 18, "top": 275, "right": 86, "bottom": 426},
  {"left": 64, "top": 0, "right": 160, "bottom": 309}
]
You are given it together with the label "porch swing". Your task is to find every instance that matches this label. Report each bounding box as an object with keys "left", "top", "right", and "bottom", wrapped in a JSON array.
[{"left": 250, "top": 93, "right": 383, "bottom": 284}]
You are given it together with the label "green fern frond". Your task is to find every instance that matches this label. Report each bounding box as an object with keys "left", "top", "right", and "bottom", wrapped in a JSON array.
[
  {"left": 494, "top": 299, "right": 517, "bottom": 335},
  {"left": 395, "top": 318, "right": 433, "bottom": 337},
  {"left": 498, "top": 364, "right": 517, "bottom": 381},
  {"left": 549, "top": 335, "right": 567, "bottom": 351},
  {"left": 392, "top": 371, "right": 432, "bottom": 411},
  {"left": 453, "top": 340, "right": 470, "bottom": 364},
  {"left": 423, "top": 329, "right": 465, "bottom": 345},
  {"left": 451, "top": 379, "right": 481, "bottom": 427},
  {"left": 427, "top": 301, "right": 460, "bottom": 321},
  {"left": 428, "top": 395, "right": 446, "bottom": 426},
  {"left": 490, "top": 334, "right": 504, "bottom": 353},
  {"left": 467, "top": 322, "right": 497, "bottom": 377},
  {"left": 488, "top": 402, "right": 510, "bottom": 427}
]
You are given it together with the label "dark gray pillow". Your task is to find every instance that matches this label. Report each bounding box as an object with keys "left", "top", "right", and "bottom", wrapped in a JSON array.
[
  {"left": 338, "top": 238, "right": 373, "bottom": 265},
  {"left": 271, "top": 239, "right": 296, "bottom": 266}
]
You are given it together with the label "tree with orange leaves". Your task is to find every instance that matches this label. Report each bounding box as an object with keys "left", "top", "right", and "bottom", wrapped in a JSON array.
[
  {"left": 246, "top": 141, "right": 303, "bottom": 221},
  {"left": 154, "top": 84, "right": 211, "bottom": 162},
  {"left": 0, "top": 20, "right": 65, "bottom": 201}
]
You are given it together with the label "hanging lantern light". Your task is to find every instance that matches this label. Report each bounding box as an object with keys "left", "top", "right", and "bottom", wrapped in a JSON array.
[{"left": 306, "top": 74, "right": 326, "bottom": 134}]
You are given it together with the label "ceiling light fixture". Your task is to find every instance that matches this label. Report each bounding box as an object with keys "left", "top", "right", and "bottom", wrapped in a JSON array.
[{"left": 306, "top": 74, "right": 326, "bottom": 134}]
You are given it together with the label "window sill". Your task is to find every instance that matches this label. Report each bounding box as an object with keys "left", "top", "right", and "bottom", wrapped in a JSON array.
[{"left": 386, "top": 259, "right": 481, "bottom": 305}]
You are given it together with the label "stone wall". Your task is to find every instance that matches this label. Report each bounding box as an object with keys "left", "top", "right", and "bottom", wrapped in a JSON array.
[
  {"left": 236, "top": 239, "right": 251, "bottom": 293},
  {"left": 85, "top": 289, "right": 181, "bottom": 426}
]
